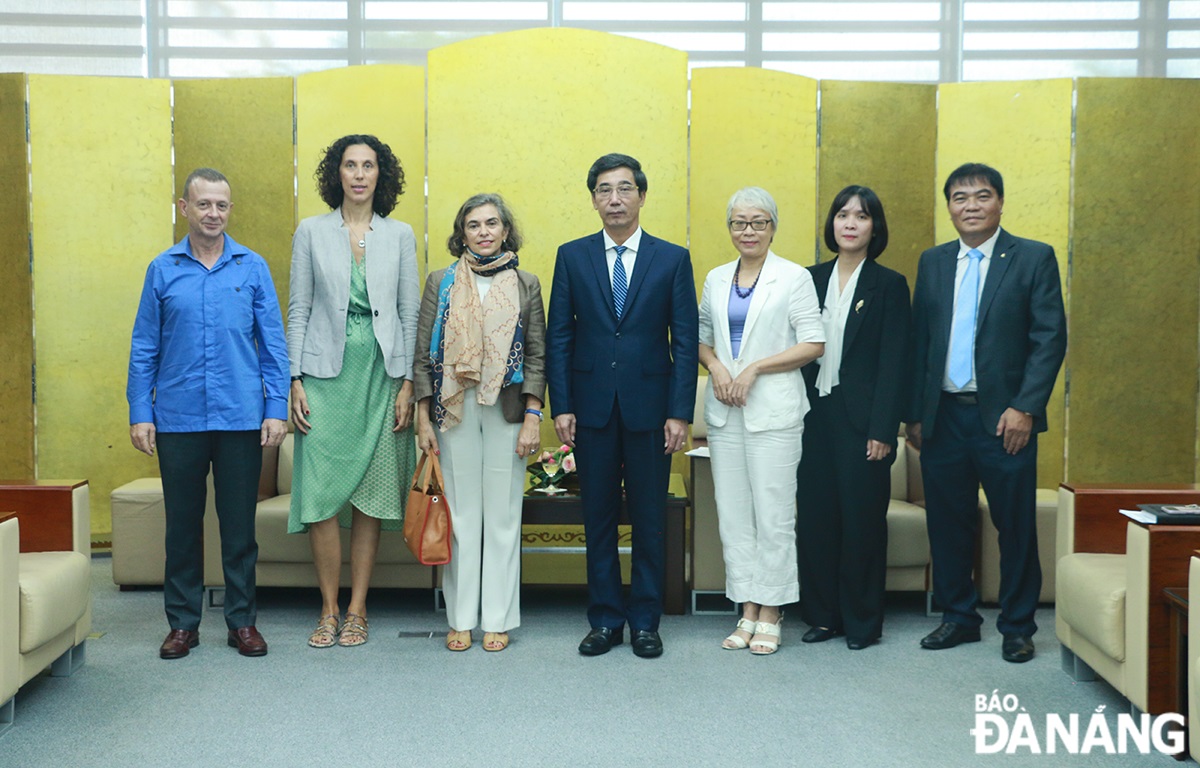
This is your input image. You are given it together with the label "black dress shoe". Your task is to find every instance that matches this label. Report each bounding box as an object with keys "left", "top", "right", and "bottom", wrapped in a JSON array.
[
  {"left": 1001, "top": 634, "right": 1035, "bottom": 663},
  {"left": 846, "top": 637, "right": 876, "bottom": 650},
  {"left": 920, "top": 622, "right": 981, "bottom": 650},
  {"left": 801, "top": 626, "right": 843, "bottom": 644},
  {"left": 159, "top": 629, "right": 199, "bottom": 659},
  {"left": 631, "top": 629, "right": 663, "bottom": 658},
  {"left": 579, "top": 626, "right": 623, "bottom": 656}
]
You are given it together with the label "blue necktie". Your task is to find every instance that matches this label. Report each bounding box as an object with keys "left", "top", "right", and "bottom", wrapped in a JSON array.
[
  {"left": 948, "top": 248, "right": 982, "bottom": 389},
  {"left": 613, "top": 244, "right": 628, "bottom": 318}
]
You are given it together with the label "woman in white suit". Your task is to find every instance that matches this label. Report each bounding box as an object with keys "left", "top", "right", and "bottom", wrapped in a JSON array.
[
  {"left": 287, "top": 134, "right": 420, "bottom": 649},
  {"left": 698, "top": 187, "right": 824, "bottom": 655}
]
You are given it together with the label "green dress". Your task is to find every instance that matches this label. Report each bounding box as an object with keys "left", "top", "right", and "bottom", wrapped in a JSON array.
[{"left": 288, "top": 255, "right": 415, "bottom": 533}]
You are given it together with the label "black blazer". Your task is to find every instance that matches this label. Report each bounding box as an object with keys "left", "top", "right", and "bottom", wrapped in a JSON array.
[
  {"left": 802, "top": 257, "right": 912, "bottom": 446},
  {"left": 907, "top": 228, "right": 1067, "bottom": 440}
]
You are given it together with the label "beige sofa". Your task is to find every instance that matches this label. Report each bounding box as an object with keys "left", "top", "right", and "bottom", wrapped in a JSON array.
[
  {"left": 0, "top": 484, "right": 92, "bottom": 737},
  {"left": 689, "top": 375, "right": 930, "bottom": 612},
  {"left": 111, "top": 435, "right": 436, "bottom": 597},
  {"left": 977, "top": 488, "right": 1059, "bottom": 604},
  {"left": 1056, "top": 483, "right": 1200, "bottom": 715}
]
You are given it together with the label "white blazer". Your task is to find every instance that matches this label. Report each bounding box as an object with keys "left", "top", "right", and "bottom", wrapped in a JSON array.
[
  {"left": 698, "top": 251, "right": 824, "bottom": 432},
  {"left": 287, "top": 208, "right": 420, "bottom": 380}
]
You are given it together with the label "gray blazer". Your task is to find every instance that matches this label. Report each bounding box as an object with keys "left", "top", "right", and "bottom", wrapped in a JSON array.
[
  {"left": 413, "top": 264, "right": 546, "bottom": 424},
  {"left": 287, "top": 209, "right": 420, "bottom": 380}
]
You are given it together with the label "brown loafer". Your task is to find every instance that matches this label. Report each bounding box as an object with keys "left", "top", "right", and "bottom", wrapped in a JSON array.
[
  {"left": 160, "top": 629, "right": 199, "bottom": 660},
  {"left": 227, "top": 626, "right": 268, "bottom": 657}
]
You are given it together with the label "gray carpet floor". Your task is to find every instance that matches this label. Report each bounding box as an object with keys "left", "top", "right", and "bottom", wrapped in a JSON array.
[{"left": 0, "top": 557, "right": 1177, "bottom": 767}]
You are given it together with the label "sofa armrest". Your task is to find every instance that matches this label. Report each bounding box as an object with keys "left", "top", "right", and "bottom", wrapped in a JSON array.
[
  {"left": 0, "top": 514, "right": 20, "bottom": 708},
  {"left": 1188, "top": 555, "right": 1200, "bottom": 761}
]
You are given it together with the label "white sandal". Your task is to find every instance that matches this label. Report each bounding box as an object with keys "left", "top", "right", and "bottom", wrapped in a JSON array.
[
  {"left": 722, "top": 618, "right": 757, "bottom": 650},
  {"left": 750, "top": 617, "right": 783, "bottom": 656}
]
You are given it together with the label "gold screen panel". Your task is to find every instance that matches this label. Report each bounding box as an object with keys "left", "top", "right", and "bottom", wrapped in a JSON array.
[
  {"left": 173, "top": 78, "right": 295, "bottom": 312},
  {"left": 689, "top": 67, "right": 817, "bottom": 297},
  {"left": 1070, "top": 78, "right": 1200, "bottom": 483},
  {"left": 28, "top": 75, "right": 173, "bottom": 536},
  {"left": 428, "top": 28, "right": 688, "bottom": 292},
  {"left": 296, "top": 65, "right": 426, "bottom": 273},
  {"left": 936, "top": 80, "right": 1072, "bottom": 486},
  {"left": 0, "top": 74, "right": 33, "bottom": 477},
  {"left": 818, "top": 80, "right": 935, "bottom": 284}
]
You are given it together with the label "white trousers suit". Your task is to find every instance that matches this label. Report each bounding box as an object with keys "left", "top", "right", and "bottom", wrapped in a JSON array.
[
  {"left": 437, "top": 392, "right": 525, "bottom": 632},
  {"left": 708, "top": 408, "right": 803, "bottom": 606}
]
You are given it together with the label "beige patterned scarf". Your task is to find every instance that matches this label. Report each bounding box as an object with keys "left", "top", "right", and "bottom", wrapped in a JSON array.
[{"left": 439, "top": 251, "right": 520, "bottom": 430}]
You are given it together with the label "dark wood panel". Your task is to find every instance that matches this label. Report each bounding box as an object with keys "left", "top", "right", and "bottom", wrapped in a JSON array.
[
  {"left": 1062, "top": 483, "right": 1200, "bottom": 554},
  {"left": 0, "top": 480, "right": 85, "bottom": 552},
  {"left": 1146, "top": 527, "right": 1200, "bottom": 715}
]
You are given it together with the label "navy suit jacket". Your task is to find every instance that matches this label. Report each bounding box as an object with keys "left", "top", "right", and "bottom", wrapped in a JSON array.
[
  {"left": 803, "top": 258, "right": 912, "bottom": 446},
  {"left": 907, "top": 228, "right": 1067, "bottom": 441},
  {"left": 546, "top": 229, "right": 699, "bottom": 432}
]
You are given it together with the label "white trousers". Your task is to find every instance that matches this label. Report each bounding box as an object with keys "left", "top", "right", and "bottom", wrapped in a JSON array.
[
  {"left": 708, "top": 408, "right": 803, "bottom": 606},
  {"left": 436, "top": 394, "right": 525, "bottom": 632}
]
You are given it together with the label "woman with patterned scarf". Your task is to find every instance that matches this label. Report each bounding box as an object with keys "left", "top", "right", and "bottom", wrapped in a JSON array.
[{"left": 414, "top": 193, "right": 546, "bottom": 653}]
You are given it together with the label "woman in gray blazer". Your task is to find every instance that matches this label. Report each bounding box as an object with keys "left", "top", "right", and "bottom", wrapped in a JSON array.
[
  {"left": 414, "top": 193, "right": 546, "bottom": 653},
  {"left": 287, "top": 134, "right": 420, "bottom": 649}
]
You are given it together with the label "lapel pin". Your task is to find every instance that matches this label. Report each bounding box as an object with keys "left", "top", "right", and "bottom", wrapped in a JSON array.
[
  {"left": 1000, "top": 252, "right": 1006, "bottom": 258},
  {"left": 855, "top": 299, "right": 864, "bottom": 313}
]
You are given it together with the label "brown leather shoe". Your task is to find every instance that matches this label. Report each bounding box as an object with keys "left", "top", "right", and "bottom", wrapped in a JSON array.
[
  {"left": 227, "top": 626, "right": 268, "bottom": 657},
  {"left": 160, "top": 629, "right": 199, "bottom": 659}
]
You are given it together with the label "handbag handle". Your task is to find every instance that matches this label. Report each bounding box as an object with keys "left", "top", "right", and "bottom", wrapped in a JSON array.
[{"left": 412, "top": 450, "right": 445, "bottom": 495}]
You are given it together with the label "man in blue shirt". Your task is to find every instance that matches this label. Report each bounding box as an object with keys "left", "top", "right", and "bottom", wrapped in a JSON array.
[{"left": 127, "top": 168, "right": 289, "bottom": 660}]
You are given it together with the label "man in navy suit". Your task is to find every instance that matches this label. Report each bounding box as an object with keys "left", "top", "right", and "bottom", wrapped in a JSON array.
[
  {"left": 546, "top": 153, "right": 698, "bottom": 658},
  {"left": 906, "top": 163, "right": 1066, "bottom": 663}
]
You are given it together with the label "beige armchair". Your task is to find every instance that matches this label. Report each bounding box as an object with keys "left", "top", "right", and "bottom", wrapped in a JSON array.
[
  {"left": 113, "top": 435, "right": 437, "bottom": 598},
  {"left": 0, "top": 481, "right": 92, "bottom": 737},
  {"left": 1055, "top": 483, "right": 1200, "bottom": 715}
]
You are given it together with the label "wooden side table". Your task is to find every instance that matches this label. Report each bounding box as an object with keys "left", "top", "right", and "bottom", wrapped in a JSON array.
[
  {"left": 1164, "top": 586, "right": 1189, "bottom": 760},
  {"left": 0, "top": 479, "right": 88, "bottom": 552}
]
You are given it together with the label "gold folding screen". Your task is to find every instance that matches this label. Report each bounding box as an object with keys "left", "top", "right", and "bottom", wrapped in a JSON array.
[
  {"left": 689, "top": 67, "right": 817, "bottom": 291},
  {"left": 0, "top": 74, "right": 33, "bottom": 478},
  {"left": 818, "top": 81, "right": 936, "bottom": 284},
  {"left": 1071, "top": 78, "right": 1200, "bottom": 483},
  {"left": 295, "top": 65, "right": 426, "bottom": 272},
  {"left": 28, "top": 75, "right": 173, "bottom": 536},
  {"left": 11, "top": 32, "right": 1200, "bottom": 543},
  {"left": 936, "top": 80, "right": 1073, "bottom": 487},
  {"left": 173, "top": 78, "right": 295, "bottom": 311}
]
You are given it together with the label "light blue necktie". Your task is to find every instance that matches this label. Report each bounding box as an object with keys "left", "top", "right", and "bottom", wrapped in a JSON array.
[
  {"left": 613, "top": 244, "right": 628, "bottom": 318},
  {"left": 948, "top": 248, "right": 983, "bottom": 389}
]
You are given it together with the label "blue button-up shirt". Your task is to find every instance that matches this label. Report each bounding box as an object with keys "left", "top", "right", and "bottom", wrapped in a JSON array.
[{"left": 127, "top": 234, "right": 290, "bottom": 432}]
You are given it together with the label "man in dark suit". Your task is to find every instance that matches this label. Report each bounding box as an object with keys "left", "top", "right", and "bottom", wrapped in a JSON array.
[
  {"left": 906, "top": 163, "right": 1066, "bottom": 663},
  {"left": 546, "top": 153, "right": 698, "bottom": 658}
]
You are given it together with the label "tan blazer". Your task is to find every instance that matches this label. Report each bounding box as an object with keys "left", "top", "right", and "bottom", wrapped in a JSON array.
[{"left": 413, "top": 264, "right": 546, "bottom": 424}]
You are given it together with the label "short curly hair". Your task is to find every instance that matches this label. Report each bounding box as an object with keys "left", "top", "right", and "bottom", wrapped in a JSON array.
[
  {"left": 314, "top": 134, "right": 405, "bottom": 216},
  {"left": 447, "top": 193, "right": 524, "bottom": 257}
]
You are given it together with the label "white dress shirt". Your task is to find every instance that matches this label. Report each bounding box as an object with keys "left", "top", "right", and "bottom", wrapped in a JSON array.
[
  {"left": 602, "top": 227, "right": 642, "bottom": 291},
  {"left": 815, "top": 258, "right": 864, "bottom": 397}
]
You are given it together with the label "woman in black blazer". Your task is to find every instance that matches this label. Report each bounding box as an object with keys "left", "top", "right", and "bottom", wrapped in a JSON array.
[{"left": 796, "top": 185, "right": 911, "bottom": 650}]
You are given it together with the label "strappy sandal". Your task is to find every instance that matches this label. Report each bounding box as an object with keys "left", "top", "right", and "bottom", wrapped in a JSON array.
[
  {"left": 338, "top": 612, "right": 369, "bottom": 647},
  {"left": 722, "top": 617, "right": 757, "bottom": 650},
  {"left": 308, "top": 613, "right": 340, "bottom": 649},
  {"left": 482, "top": 632, "right": 509, "bottom": 652},
  {"left": 446, "top": 629, "right": 472, "bottom": 652},
  {"left": 750, "top": 616, "right": 783, "bottom": 656}
]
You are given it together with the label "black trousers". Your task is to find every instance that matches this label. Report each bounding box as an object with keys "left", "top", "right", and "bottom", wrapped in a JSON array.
[
  {"left": 796, "top": 388, "right": 893, "bottom": 642},
  {"left": 157, "top": 430, "right": 262, "bottom": 631},
  {"left": 921, "top": 395, "right": 1040, "bottom": 637},
  {"left": 575, "top": 400, "right": 669, "bottom": 633}
]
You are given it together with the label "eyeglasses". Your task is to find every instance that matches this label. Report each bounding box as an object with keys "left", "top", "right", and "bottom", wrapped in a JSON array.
[
  {"left": 593, "top": 184, "right": 639, "bottom": 198},
  {"left": 729, "top": 219, "right": 771, "bottom": 232}
]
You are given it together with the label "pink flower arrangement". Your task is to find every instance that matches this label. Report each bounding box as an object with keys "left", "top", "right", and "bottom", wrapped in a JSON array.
[{"left": 529, "top": 443, "right": 575, "bottom": 491}]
